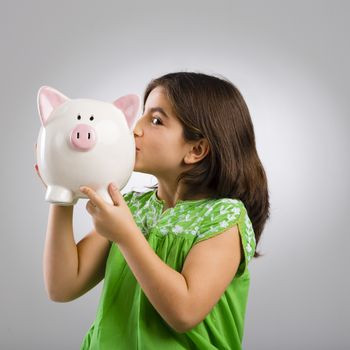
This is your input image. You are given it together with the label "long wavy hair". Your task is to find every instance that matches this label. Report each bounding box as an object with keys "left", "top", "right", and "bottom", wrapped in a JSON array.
[{"left": 143, "top": 72, "right": 270, "bottom": 258}]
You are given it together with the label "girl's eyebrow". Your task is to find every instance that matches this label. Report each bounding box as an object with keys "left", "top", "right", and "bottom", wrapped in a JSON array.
[{"left": 149, "top": 107, "right": 170, "bottom": 118}]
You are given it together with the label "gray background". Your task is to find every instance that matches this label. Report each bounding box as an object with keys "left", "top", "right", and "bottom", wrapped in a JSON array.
[{"left": 1, "top": 0, "right": 349, "bottom": 349}]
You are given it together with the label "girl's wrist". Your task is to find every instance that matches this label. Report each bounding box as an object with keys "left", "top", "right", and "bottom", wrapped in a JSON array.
[{"left": 115, "top": 224, "right": 143, "bottom": 247}]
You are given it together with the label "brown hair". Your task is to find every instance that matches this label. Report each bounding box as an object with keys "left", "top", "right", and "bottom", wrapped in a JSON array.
[{"left": 143, "top": 72, "right": 270, "bottom": 258}]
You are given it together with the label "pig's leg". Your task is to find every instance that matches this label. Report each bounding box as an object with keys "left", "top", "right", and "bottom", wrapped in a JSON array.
[
  {"left": 96, "top": 188, "right": 114, "bottom": 205},
  {"left": 45, "top": 185, "right": 75, "bottom": 205}
]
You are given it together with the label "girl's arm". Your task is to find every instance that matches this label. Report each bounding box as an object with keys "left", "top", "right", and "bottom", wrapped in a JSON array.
[
  {"left": 80, "top": 185, "right": 242, "bottom": 333},
  {"left": 43, "top": 205, "right": 111, "bottom": 302},
  {"left": 117, "top": 225, "right": 242, "bottom": 333},
  {"left": 36, "top": 152, "right": 111, "bottom": 302}
]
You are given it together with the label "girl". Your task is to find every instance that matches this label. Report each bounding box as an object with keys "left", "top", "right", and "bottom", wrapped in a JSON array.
[{"left": 38, "top": 72, "right": 270, "bottom": 349}]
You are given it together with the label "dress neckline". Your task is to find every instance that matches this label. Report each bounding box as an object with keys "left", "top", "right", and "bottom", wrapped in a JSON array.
[{"left": 150, "top": 189, "right": 210, "bottom": 210}]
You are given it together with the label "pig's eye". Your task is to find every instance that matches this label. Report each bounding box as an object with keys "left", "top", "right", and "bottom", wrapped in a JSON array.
[
  {"left": 77, "top": 115, "right": 81, "bottom": 120},
  {"left": 90, "top": 116, "right": 94, "bottom": 121}
]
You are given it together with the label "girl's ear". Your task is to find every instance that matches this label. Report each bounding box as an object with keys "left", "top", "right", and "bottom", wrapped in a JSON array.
[{"left": 184, "top": 139, "right": 210, "bottom": 165}]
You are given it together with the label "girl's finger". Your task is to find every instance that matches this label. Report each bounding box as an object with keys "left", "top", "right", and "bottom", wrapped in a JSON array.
[
  {"left": 86, "top": 200, "right": 97, "bottom": 214},
  {"left": 35, "top": 163, "right": 47, "bottom": 188},
  {"left": 108, "top": 183, "right": 122, "bottom": 206},
  {"left": 80, "top": 186, "right": 104, "bottom": 209}
]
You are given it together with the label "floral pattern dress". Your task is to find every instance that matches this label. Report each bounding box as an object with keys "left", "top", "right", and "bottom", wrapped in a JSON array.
[{"left": 81, "top": 189, "right": 256, "bottom": 350}]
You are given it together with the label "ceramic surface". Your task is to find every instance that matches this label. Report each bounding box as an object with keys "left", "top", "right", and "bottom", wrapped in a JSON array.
[{"left": 36, "top": 86, "right": 140, "bottom": 205}]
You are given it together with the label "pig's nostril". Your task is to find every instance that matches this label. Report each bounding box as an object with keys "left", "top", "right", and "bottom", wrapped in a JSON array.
[
  {"left": 77, "top": 132, "right": 80, "bottom": 139},
  {"left": 88, "top": 133, "right": 91, "bottom": 139}
]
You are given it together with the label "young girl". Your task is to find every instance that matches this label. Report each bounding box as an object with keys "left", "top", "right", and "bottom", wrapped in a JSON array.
[{"left": 38, "top": 72, "right": 269, "bottom": 349}]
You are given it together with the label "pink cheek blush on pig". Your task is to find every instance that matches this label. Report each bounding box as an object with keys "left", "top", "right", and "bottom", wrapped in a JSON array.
[{"left": 36, "top": 86, "right": 140, "bottom": 205}]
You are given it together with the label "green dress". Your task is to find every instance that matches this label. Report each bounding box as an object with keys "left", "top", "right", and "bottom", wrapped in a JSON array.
[{"left": 81, "top": 189, "right": 256, "bottom": 350}]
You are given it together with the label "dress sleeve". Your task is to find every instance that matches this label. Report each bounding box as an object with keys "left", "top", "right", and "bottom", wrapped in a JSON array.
[{"left": 195, "top": 199, "right": 256, "bottom": 266}]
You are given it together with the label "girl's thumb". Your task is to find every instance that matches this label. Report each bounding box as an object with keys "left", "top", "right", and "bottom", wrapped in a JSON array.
[{"left": 109, "top": 183, "right": 121, "bottom": 205}]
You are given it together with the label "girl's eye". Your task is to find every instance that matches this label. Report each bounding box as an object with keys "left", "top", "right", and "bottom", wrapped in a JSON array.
[{"left": 151, "top": 117, "right": 162, "bottom": 125}]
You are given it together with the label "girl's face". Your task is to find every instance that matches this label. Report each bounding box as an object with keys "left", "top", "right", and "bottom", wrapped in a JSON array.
[{"left": 133, "top": 86, "right": 193, "bottom": 179}]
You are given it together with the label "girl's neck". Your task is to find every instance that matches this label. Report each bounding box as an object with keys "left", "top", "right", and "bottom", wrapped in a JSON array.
[
  {"left": 156, "top": 180, "right": 210, "bottom": 210},
  {"left": 156, "top": 181, "right": 182, "bottom": 209}
]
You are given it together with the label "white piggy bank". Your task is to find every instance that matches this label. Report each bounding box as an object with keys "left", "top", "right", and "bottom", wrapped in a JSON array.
[{"left": 36, "top": 86, "right": 140, "bottom": 205}]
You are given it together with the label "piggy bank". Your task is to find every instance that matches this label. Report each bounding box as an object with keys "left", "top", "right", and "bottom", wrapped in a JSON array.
[{"left": 36, "top": 86, "right": 139, "bottom": 205}]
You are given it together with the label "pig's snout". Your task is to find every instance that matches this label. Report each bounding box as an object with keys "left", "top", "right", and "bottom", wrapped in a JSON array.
[{"left": 70, "top": 124, "right": 97, "bottom": 151}]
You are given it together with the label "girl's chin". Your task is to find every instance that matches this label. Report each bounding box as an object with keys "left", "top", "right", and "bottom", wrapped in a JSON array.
[
  {"left": 133, "top": 167, "right": 155, "bottom": 176},
  {"left": 133, "top": 166, "right": 145, "bottom": 173}
]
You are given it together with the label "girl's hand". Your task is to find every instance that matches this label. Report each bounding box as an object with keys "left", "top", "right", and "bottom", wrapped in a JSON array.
[
  {"left": 34, "top": 143, "right": 47, "bottom": 188},
  {"left": 80, "top": 184, "right": 140, "bottom": 244}
]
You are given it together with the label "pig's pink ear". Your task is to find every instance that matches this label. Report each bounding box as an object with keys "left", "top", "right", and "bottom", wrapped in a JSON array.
[
  {"left": 37, "top": 86, "right": 69, "bottom": 125},
  {"left": 113, "top": 94, "right": 140, "bottom": 130}
]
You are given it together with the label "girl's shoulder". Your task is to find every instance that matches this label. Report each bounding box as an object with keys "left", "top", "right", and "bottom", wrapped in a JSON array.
[
  {"left": 194, "top": 197, "right": 246, "bottom": 232},
  {"left": 204, "top": 197, "right": 245, "bottom": 211},
  {"left": 189, "top": 197, "right": 246, "bottom": 220},
  {"left": 194, "top": 198, "right": 256, "bottom": 264}
]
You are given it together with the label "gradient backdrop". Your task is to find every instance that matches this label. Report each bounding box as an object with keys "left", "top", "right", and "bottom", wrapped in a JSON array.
[{"left": 1, "top": 0, "right": 349, "bottom": 349}]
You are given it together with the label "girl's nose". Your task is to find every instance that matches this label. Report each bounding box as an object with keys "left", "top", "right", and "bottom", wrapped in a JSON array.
[{"left": 133, "top": 120, "right": 144, "bottom": 137}]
